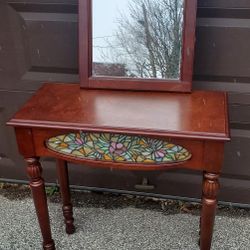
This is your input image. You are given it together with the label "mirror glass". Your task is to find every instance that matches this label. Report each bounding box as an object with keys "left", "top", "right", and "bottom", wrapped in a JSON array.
[{"left": 92, "top": 0, "right": 185, "bottom": 80}]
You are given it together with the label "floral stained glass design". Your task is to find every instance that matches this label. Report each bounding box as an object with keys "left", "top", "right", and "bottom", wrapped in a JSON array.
[{"left": 46, "top": 132, "right": 191, "bottom": 165}]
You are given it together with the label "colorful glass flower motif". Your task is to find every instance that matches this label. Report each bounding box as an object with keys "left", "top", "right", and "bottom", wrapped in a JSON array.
[{"left": 46, "top": 132, "right": 191, "bottom": 165}]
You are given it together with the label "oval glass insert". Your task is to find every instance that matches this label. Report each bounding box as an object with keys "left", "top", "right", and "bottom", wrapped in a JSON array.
[{"left": 46, "top": 132, "right": 191, "bottom": 165}]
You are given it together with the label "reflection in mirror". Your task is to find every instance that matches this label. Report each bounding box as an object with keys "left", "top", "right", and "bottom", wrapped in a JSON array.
[{"left": 93, "top": 0, "right": 185, "bottom": 80}]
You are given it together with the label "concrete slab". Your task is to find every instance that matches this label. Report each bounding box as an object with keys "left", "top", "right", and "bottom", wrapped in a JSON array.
[{"left": 0, "top": 186, "right": 250, "bottom": 250}]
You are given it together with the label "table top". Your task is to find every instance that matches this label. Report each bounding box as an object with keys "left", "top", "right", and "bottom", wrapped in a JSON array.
[{"left": 8, "top": 83, "right": 230, "bottom": 141}]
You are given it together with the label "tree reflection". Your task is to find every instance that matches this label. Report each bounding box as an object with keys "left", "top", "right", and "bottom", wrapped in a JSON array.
[{"left": 94, "top": 0, "right": 184, "bottom": 79}]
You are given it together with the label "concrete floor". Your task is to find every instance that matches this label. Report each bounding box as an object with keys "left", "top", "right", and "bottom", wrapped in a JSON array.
[{"left": 0, "top": 185, "right": 250, "bottom": 250}]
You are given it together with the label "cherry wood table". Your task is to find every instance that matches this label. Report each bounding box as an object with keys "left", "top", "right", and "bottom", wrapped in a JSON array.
[{"left": 7, "top": 83, "right": 230, "bottom": 250}]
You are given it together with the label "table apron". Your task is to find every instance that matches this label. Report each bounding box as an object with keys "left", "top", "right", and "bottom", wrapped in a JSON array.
[{"left": 15, "top": 127, "right": 225, "bottom": 173}]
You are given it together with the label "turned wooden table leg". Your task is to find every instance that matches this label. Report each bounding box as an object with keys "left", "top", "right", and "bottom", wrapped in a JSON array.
[
  {"left": 200, "top": 172, "right": 220, "bottom": 250},
  {"left": 56, "top": 159, "right": 75, "bottom": 234},
  {"left": 26, "top": 158, "right": 55, "bottom": 250}
]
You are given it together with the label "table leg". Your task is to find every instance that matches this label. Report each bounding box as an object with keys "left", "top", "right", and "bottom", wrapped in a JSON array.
[
  {"left": 26, "top": 157, "right": 55, "bottom": 250},
  {"left": 56, "top": 159, "right": 75, "bottom": 234},
  {"left": 200, "top": 172, "right": 220, "bottom": 250}
]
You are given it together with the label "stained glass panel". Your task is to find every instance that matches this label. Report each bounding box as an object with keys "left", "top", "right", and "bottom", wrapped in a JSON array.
[{"left": 46, "top": 132, "right": 191, "bottom": 165}]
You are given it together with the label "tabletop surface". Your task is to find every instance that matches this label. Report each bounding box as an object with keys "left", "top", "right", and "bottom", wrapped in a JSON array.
[{"left": 8, "top": 83, "right": 230, "bottom": 141}]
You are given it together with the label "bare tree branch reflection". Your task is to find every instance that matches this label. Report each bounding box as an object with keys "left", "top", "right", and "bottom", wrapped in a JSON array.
[{"left": 94, "top": 0, "right": 184, "bottom": 79}]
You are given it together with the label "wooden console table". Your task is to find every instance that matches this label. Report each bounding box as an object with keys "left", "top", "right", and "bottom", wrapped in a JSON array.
[{"left": 7, "top": 83, "right": 230, "bottom": 250}]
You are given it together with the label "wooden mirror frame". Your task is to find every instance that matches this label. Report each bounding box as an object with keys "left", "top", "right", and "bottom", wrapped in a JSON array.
[{"left": 79, "top": 0, "right": 197, "bottom": 92}]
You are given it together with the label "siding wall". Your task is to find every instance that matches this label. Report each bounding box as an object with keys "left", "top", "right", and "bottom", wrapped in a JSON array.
[{"left": 1, "top": 0, "right": 250, "bottom": 204}]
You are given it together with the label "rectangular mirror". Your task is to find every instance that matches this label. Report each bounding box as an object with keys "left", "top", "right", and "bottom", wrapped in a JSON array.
[{"left": 79, "top": 0, "right": 197, "bottom": 92}]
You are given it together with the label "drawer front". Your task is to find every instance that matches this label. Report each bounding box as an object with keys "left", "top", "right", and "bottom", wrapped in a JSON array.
[{"left": 32, "top": 128, "right": 205, "bottom": 171}]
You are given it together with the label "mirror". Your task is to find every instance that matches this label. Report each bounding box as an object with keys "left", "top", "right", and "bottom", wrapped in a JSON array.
[
  {"left": 93, "top": 0, "right": 184, "bottom": 80},
  {"left": 79, "top": 0, "right": 197, "bottom": 92}
]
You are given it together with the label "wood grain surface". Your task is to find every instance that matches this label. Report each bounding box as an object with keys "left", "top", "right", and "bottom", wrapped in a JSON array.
[{"left": 8, "top": 83, "right": 230, "bottom": 141}]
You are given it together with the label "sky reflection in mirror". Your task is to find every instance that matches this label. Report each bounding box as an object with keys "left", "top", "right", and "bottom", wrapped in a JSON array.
[{"left": 93, "top": 0, "right": 184, "bottom": 80}]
